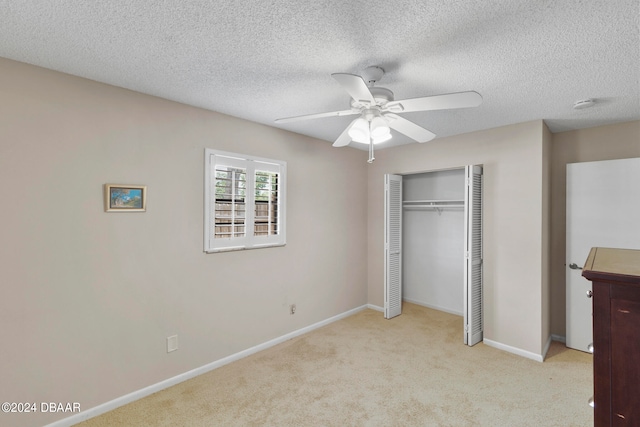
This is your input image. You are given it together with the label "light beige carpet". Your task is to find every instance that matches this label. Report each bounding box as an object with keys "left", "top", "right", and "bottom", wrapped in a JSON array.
[{"left": 76, "top": 303, "right": 593, "bottom": 426}]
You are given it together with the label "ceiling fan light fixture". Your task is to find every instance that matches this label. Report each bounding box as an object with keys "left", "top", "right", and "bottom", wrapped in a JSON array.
[
  {"left": 370, "top": 116, "right": 391, "bottom": 139},
  {"left": 372, "top": 133, "right": 392, "bottom": 144},
  {"left": 348, "top": 118, "right": 370, "bottom": 143}
]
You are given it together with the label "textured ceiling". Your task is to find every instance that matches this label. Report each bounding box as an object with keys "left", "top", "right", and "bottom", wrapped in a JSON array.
[{"left": 1, "top": 0, "right": 639, "bottom": 149}]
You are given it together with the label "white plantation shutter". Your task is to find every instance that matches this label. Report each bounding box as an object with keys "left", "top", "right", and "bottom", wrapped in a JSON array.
[
  {"left": 214, "top": 164, "right": 247, "bottom": 239},
  {"left": 464, "top": 165, "right": 483, "bottom": 345},
  {"left": 384, "top": 174, "right": 403, "bottom": 319},
  {"left": 205, "top": 150, "right": 286, "bottom": 253},
  {"left": 254, "top": 169, "right": 277, "bottom": 236},
  {"left": 252, "top": 161, "right": 285, "bottom": 246}
]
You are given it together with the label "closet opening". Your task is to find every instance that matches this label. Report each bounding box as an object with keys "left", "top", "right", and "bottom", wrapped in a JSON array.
[{"left": 384, "top": 165, "right": 483, "bottom": 346}]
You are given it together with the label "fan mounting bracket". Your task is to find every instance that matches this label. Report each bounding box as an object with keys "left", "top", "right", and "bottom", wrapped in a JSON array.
[{"left": 361, "top": 66, "right": 385, "bottom": 86}]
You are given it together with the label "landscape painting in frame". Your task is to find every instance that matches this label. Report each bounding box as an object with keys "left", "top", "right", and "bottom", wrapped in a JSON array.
[{"left": 104, "top": 184, "right": 147, "bottom": 212}]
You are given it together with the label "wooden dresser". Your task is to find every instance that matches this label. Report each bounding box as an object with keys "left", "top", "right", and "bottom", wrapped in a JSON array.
[{"left": 582, "top": 247, "right": 640, "bottom": 426}]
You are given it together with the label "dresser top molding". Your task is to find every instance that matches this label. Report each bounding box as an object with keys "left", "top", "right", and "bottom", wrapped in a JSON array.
[{"left": 582, "top": 247, "right": 640, "bottom": 286}]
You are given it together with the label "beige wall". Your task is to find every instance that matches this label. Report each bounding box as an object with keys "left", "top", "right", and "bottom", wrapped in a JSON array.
[
  {"left": 366, "top": 121, "right": 549, "bottom": 357},
  {"left": 549, "top": 120, "right": 640, "bottom": 337},
  {"left": 541, "top": 124, "right": 552, "bottom": 352},
  {"left": 0, "top": 58, "right": 369, "bottom": 427},
  {"left": 2, "top": 53, "right": 637, "bottom": 426}
]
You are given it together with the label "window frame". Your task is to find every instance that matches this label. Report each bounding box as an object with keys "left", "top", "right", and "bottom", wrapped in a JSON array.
[{"left": 204, "top": 148, "right": 286, "bottom": 253}]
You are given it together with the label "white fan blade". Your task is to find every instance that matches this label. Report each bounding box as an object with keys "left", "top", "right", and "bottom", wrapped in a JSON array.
[
  {"left": 331, "top": 73, "right": 376, "bottom": 104},
  {"left": 385, "top": 113, "right": 436, "bottom": 143},
  {"left": 333, "top": 119, "right": 357, "bottom": 147},
  {"left": 275, "top": 109, "right": 357, "bottom": 124},
  {"left": 386, "top": 91, "right": 482, "bottom": 113}
]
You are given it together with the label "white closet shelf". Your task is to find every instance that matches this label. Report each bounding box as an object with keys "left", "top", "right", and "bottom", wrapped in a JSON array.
[{"left": 403, "top": 199, "right": 465, "bottom": 210}]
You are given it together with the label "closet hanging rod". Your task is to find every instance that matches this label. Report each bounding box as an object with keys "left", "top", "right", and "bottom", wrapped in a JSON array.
[
  {"left": 403, "top": 204, "right": 464, "bottom": 209},
  {"left": 403, "top": 199, "right": 464, "bottom": 204},
  {"left": 403, "top": 200, "right": 464, "bottom": 209}
]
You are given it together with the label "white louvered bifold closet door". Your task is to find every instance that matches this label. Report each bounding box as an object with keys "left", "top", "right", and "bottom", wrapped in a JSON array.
[
  {"left": 464, "top": 165, "right": 483, "bottom": 345},
  {"left": 384, "top": 174, "right": 403, "bottom": 319}
]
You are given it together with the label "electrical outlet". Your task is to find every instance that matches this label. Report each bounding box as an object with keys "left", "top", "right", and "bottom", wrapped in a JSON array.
[
  {"left": 167, "top": 335, "right": 178, "bottom": 353},
  {"left": 290, "top": 304, "right": 296, "bottom": 315}
]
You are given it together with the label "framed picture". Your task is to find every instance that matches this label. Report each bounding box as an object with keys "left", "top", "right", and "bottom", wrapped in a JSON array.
[{"left": 104, "top": 184, "right": 147, "bottom": 212}]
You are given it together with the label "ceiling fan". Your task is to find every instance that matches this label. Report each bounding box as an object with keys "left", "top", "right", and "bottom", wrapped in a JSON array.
[{"left": 275, "top": 66, "right": 482, "bottom": 162}]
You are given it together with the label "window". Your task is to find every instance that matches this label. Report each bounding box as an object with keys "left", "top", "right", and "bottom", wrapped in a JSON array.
[{"left": 204, "top": 149, "right": 286, "bottom": 252}]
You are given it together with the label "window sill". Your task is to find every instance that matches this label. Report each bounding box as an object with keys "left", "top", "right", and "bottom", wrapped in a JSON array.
[{"left": 204, "top": 242, "right": 286, "bottom": 254}]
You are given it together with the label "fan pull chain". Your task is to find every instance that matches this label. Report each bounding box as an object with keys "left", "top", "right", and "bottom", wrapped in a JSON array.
[{"left": 367, "top": 139, "right": 375, "bottom": 163}]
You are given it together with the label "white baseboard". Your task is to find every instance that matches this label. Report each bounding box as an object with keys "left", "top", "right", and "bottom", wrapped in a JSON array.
[
  {"left": 367, "top": 303, "right": 384, "bottom": 312},
  {"left": 402, "top": 298, "right": 463, "bottom": 316},
  {"left": 541, "top": 335, "right": 552, "bottom": 361},
  {"left": 483, "top": 338, "right": 544, "bottom": 363},
  {"left": 551, "top": 334, "right": 566, "bottom": 343},
  {"left": 45, "top": 304, "right": 369, "bottom": 427}
]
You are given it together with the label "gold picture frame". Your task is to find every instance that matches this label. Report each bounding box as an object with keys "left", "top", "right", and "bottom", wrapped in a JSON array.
[{"left": 104, "top": 184, "right": 147, "bottom": 212}]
